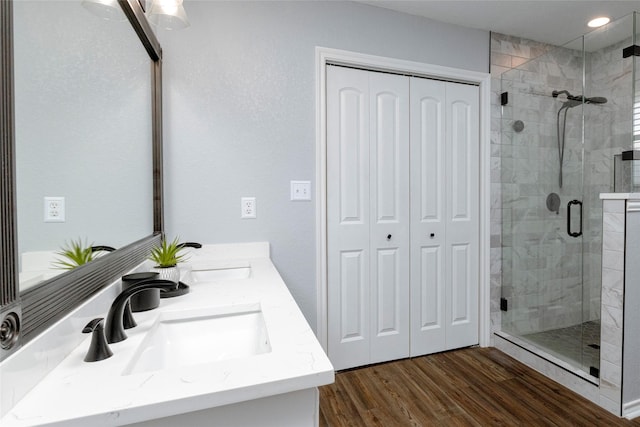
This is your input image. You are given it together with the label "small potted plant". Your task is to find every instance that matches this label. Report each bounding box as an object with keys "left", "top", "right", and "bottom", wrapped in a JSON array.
[
  {"left": 53, "top": 238, "right": 95, "bottom": 270},
  {"left": 149, "top": 236, "right": 187, "bottom": 284}
]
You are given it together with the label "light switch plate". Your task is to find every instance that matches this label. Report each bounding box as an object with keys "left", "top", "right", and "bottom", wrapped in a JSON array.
[{"left": 290, "top": 181, "right": 311, "bottom": 201}]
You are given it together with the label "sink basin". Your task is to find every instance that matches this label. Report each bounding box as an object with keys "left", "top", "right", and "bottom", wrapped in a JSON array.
[
  {"left": 191, "top": 267, "right": 251, "bottom": 283},
  {"left": 123, "top": 304, "right": 271, "bottom": 375}
]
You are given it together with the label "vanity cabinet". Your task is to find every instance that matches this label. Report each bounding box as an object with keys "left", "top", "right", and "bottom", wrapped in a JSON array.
[{"left": 129, "top": 389, "right": 318, "bottom": 427}]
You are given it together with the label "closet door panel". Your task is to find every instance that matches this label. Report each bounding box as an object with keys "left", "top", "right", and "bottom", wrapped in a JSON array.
[
  {"left": 450, "top": 100, "right": 472, "bottom": 220},
  {"left": 444, "top": 82, "right": 479, "bottom": 350},
  {"left": 409, "top": 78, "right": 447, "bottom": 357},
  {"left": 419, "top": 97, "right": 443, "bottom": 222},
  {"left": 339, "top": 250, "right": 367, "bottom": 341},
  {"left": 327, "top": 66, "right": 371, "bottom": 370},
  {"left": 375, "top": 248, "right": 401, "bottom": 335},
  {"left": 369, "top": 72, "right": 410, "bottom": 364},
  {"left": 374, "top": 92, "right": 402, "bottom": 222},
  {"left": 415, "top": 245, "right": 444, "bottom": 354},
  {"left": 338, "top": 88, "right": 367, "bottom": 223}
]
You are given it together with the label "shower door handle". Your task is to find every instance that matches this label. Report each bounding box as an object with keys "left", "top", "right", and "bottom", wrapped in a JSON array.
[{"left": 567, "top": 199, "right": 583, "bottom": 238}]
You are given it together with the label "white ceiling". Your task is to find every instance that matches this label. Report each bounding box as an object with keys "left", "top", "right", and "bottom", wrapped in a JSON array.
[{"left": 358, "top": 1, "right": 640, "bottom": 46}]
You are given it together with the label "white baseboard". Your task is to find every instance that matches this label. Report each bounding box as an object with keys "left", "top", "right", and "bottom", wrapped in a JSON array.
[{"left": 623, "top": 399, "right": 640, "bottom": 419}]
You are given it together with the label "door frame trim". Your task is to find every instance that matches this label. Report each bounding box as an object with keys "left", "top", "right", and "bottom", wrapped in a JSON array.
[{"left": 315, "top": 47, "right": 491, "bottom": 351}]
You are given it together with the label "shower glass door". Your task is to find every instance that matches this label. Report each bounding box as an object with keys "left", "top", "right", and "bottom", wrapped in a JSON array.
[
  {"left": 500, "top": 38, "right": 595, "bottom": 376},
  {"left": 500, "top": 12, "right": 636, "bottom": 378}
]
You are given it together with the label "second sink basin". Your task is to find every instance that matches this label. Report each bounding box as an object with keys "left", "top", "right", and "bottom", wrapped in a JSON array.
[
  {"left": 189, "top": 260, "right": 252, "bottom": 283},
  {"left": 123, "top": 304, "right": 271, "bottom": 375},
  {"left": 191, "top": 267, "right": 251, "bottom": 283}
]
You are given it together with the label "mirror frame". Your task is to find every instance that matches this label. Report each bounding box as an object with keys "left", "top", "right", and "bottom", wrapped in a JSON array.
[{"left": 0, "top": 0, "right": 163, "bottom": 359}]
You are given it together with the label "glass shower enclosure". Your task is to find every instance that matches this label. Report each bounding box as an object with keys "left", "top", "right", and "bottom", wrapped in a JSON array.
[{"left": 500, "top": 12, "right": 639, "bottom": 378}]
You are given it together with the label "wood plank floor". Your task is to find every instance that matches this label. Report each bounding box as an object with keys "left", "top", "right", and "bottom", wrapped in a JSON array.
[{"left": 319, "top": 347, "right": 640, "bottom": 426}]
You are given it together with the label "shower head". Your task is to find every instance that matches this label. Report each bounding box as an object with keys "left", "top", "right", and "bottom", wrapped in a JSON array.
[
  {"left": 563, "top": 99, "right": 583, "bottom": 109},
  {"left": 553, "top": 89, "right": 607, "bottom": 107},
  {"left": 585, "top": 96, "right": 607, "bottom": 104}
]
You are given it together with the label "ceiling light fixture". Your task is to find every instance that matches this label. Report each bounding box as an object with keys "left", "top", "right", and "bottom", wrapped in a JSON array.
[
  {"left": 81, "top": 0, "right": 126, "bottom": 21},
  {"left": 146, "top": 0, "right": 190, "bottom": 30},
  {"left": 587, "top": 16, "right": 610, "bottom": 28}
]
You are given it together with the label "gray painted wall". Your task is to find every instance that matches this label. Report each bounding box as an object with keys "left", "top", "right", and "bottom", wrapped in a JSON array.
[{"left": 159, "top": 0, "right": 490, "bottom": 330}]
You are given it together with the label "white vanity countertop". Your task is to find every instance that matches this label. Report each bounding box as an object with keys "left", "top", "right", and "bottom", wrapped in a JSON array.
[
  {"left": 600, "top": 193, "right": 640, "bottom": 200},
  {"left": 1, "top": 244, "right": 334, "bottom": 426}
]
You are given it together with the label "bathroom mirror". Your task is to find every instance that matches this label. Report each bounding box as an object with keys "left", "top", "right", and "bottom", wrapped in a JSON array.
[
  {"left": 13, "top": 0, "right": 153, "bottom": 291},
  {"left": 0, "top": 0, "right": 163, "bottom": 356}
]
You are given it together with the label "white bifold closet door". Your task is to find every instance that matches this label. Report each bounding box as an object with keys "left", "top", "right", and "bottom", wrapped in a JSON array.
[
  {"left": 408, "top": 78, "right": 479, "bottom": 357},
  {"left": 327, "top": 65, "right": 479, "bottom": 371},
  {"left": 327, "top": 66, "right": 410, "bottom": 371}
]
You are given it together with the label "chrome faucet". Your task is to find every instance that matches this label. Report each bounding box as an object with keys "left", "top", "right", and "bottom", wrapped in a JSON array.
[{"left": 105, "top": 279, "right": 177, "bottom": 344}]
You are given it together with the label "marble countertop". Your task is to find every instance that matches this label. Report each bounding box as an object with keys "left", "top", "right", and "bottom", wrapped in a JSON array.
[
  {"left": 1, "top": 244, "right": 334, "bottom": 426},
  {"left": 600, "top": 193, "right": 640, "bottom": 200}
]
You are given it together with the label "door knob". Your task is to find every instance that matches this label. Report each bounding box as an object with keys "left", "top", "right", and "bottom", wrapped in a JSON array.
[
  {"left": 430, "top": 233, "right": 435, "bottom": 238},
  {"left": 387, "top": 234, "right": 392, "bottom": 240}
]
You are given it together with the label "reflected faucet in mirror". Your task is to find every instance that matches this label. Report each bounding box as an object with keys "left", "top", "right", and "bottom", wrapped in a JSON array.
[
  {"left": 177, "top": 242, "right": 202, "bottom": 249},
  {"left": 91, "top": 245, "right": 116, "bottom": 253}
]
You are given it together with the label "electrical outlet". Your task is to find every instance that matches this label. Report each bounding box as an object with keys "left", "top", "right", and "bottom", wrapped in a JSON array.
[
  {"left": 290, "top": 181, "right": 311, "bottom": 201},
  {"left": 44, "top": 196, "right": 65, "bottom": 222},
  {"left": 241, "top": 197, "right": 256, "bottom": 219}
]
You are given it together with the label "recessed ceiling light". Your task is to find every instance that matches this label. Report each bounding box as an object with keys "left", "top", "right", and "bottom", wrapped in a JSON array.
[{"left": 588, "top": 17, "right": 610, "bottom": 28}]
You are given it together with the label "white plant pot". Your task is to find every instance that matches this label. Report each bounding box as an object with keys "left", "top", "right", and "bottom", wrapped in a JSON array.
[{"left": 151, "top": 265, "right": 180, "bottom": 284}]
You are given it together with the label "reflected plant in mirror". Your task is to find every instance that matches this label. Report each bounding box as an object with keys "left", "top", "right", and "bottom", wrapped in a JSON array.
[{"left": 52, "top": 238, "right": 96, "bottom": 270}]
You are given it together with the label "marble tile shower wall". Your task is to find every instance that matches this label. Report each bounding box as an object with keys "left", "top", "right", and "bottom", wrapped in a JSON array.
[
  {"left": 599, "top": 199, "right": 625, "bottom": 413},
  {"left": 492, "top": 31, "right": 635, "bottom": 338},
  {"left": 584, "top": 36, "right": 634, "bottom": 321}
]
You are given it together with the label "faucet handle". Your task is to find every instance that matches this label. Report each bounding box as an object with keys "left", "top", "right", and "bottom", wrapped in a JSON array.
[{"left": 82, "top": 318, "right": 113, "bottom": 362}]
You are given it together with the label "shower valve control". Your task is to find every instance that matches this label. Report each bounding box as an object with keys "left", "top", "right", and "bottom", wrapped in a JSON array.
[{"left": 430, "top": 233, "right": 435, "bottom": 238}]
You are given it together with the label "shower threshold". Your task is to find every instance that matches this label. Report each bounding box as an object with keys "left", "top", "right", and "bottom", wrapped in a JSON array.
[
  {"left": 522, "top": 320, "right": 600, "bottom": 376},
  {"left": 495, "top": 330, "right": 599, "bottom": 385}
]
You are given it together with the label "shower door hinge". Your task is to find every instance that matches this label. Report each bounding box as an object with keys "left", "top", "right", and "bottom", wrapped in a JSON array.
[
  {"left": 623, "top": 44, "right": 640, "bottom": 58},
  {"left": 500, "top": 297, "right": 508, "bottom": 311},
  {"left": 501, "top": 92, "right": 508, "bottom": 106}
]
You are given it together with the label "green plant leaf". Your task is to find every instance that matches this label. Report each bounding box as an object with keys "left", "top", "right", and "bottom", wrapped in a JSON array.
[
  {"left": 53, "top": 238, "right": 95, "bottom": 270},
  {"left": 149, "top": 236, "right": 188, "bottom": 268}
]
